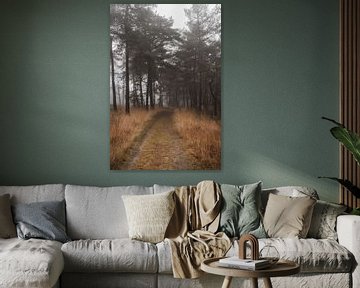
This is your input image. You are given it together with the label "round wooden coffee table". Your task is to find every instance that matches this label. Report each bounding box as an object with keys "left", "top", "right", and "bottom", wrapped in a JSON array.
[{"left": 201, "top": 257, "right": 300, "bottom": 288}]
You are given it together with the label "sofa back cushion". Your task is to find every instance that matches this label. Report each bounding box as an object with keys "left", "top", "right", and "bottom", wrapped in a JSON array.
[
  {"left": 0, "top": 184, "right": 65, "bottom": 204},
  {"left": 153, "top": 184, "right": 176, "bottom": 194},
  {"left": 65, "top": 185, "right": 153, "bottom": 239}
]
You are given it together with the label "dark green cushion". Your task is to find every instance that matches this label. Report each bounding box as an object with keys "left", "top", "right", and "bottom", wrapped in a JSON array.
[{"left": 218, "top": 182, "right": 266, "bottom": 238}]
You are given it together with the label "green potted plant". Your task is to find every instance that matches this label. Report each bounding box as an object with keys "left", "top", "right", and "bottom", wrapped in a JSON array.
[{"left": 320, "top": 117, "right": 360, "bottom": 215}]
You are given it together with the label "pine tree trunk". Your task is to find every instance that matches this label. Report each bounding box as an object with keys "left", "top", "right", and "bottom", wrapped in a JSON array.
[
  {"left": 110, "top": 38, "right": 117, "bottom": 111},
  {"left": 124, "top": 4, "right": 130, "bottom": 114}
]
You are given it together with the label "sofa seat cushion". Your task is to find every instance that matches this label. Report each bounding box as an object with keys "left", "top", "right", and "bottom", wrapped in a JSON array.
[
  {"left": 260, "top": 238, "right": 353, "bottom": 272},
  {"left": 232, "top": 238, "right": 353, "bottom": 273},
  {"left": 62, "top": 239, "right": 158, "bottom": 273},
  {"left": 0, "top": 238, "right": 64, "bottom": 288},
  {"left": 157, "top": 238, "right": 353, "bottom": 274}
]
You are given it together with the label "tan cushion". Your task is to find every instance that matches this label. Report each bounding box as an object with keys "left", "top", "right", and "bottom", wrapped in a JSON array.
[
  {"left": 122, "top": 191, "right": 175, "bottom": 243},
  {"left": 263, "top": 193, "right": 316, "bottom": 238},
  {"left": 0, "top": 194, "right": 16, "bottom": 238}
]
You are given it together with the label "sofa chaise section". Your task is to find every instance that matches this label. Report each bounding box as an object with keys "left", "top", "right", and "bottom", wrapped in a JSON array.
[
  {"left": 0, "top": 184, "right": 65, "bottom": 288},
  {"left": 0, "top": 238, "right": 63, "bottom": 288}
]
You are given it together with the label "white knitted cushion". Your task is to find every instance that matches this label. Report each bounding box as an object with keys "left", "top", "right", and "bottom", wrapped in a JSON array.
[{"left": 122, "top": 191, "right": 175, "bottom": 243}]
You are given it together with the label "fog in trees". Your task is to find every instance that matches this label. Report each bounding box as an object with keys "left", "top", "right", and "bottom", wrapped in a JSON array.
[{"left": 110, "top": 4, "right": 221, "bottom": 119}]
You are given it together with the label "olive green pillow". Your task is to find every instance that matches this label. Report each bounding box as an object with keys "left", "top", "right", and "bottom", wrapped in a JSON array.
[
  {"left": 0, "top": 194, "right": 16, "bottom": 238},
  {"left": 263, "top": 193, "right": 316, "bottom": 238},
  {"left": 218, "top": 182, "right": 266, "bottom": 238}
]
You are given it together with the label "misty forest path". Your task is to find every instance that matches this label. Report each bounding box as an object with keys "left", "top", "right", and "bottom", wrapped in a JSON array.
[{"left": 120, "top": 110, "right": 199, "bottom": 170}]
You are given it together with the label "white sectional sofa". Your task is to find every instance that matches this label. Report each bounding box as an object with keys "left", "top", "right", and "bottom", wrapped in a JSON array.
[{"left": 0, "top": 184, "right": 359, "bottom": 288}]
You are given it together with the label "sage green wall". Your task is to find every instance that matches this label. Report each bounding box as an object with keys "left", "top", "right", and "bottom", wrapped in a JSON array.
[{"left": 0, "top": 0, "right": 339, "bottom": 202}]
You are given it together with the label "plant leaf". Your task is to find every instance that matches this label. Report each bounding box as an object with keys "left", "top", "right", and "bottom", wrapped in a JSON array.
[
  {"left": 322, "top": 117, "right": 360, "bottom": 165},
  {"left": 330, "top": 126, "right": 360, "bottom": 165},
  {"left": 321, "top": 116, "right": 344, "bottom": 127},
  {"left": 318, "top": 177, "right": 360, "bottom": 198}
]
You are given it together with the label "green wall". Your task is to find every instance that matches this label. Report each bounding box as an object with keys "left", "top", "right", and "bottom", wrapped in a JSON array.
[{"left": 0, "top": 0, "right": 340, "bottom": 202}]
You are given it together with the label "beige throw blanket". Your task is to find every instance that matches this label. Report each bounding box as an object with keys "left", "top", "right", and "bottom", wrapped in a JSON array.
[{"left": 165, "top": 181, "right": 231, "bottom": 279}]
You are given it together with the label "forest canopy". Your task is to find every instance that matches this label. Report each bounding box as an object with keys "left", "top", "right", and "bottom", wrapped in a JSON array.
[{"left": 110, "top": 4, "right": 221, "bottom": 118}]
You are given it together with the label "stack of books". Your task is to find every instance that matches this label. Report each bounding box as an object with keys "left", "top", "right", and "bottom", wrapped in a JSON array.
[{"left": 218, "top": 257, "right": 271, "bottom": 270}]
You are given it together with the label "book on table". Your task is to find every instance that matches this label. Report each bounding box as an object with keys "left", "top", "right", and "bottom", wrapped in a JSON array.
[{"left": 218, "top": 257, "right": 271, "bottom": 270}]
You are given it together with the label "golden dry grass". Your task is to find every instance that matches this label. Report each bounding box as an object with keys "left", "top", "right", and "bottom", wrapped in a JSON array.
[
  {"left": 110, "top": 108, "right": 156, "bottom": 169},
  {"left": 174, "top": 109, "right": 221, "bottom": 169}
]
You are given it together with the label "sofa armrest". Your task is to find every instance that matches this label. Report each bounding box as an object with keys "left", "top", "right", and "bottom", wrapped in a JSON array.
[{"left": 337, "top": 215, "right": 360, "bottom": 288}]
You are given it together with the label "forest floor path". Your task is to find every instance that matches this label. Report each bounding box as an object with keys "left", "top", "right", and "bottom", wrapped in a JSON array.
[{"left": 120, "top": 109, "right": 199, "bottom": 170}]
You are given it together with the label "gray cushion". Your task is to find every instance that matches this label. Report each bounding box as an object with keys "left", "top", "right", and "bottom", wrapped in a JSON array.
[
  {"left": 0, "top": 238, "right": 64, "bottom": 288},
  {"left": 0, "top": 194, "right": 16, "bottom": 238},
  {"left": 218, "top": 182, "right": 266, "bottom": 238},
  {"left": 61, "top": 239, "right": 158, "bottom": 273},
  {"left": 12, "top": 200, "right": 70, "bottom": 243},
  {"left": 65, "top": 185, "right": 153, "bottom": 239}
]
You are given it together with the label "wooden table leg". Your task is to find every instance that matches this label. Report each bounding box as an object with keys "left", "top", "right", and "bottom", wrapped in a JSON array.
[
  {"left": 251, "top": 278, "right": 258, "bottom": 288},
  {"left": 263, "top": 277, "right": 273, "bottom": 288},
  {"left": 221, "top": 276, "right": 232, "bottom": 288}
]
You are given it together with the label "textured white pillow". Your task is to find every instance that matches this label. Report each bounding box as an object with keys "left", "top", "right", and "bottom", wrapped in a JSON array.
[{"left": 122, "top": 191, "right": 175, "bottom": 243}]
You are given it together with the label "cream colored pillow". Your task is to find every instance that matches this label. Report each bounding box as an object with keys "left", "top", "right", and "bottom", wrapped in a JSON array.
[
  {"left": 122, "top": 191, "right": 175, "bottom": 243},
  {"left": 263, "top": 193, "right": 316, "bottom": 238}
]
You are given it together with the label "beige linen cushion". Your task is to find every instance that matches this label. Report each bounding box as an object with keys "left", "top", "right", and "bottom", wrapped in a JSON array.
[
  {"left": 122, "top": 191, "right": 175, "bottom": 243},
  {"left": 0, "top": 194, "right": 16, "bottom": 238},
  {"left": 263, "top": 193, "right": 316, "bottom": 238}
]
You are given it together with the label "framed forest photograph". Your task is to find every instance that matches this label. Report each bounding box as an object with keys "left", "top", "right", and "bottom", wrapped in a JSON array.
[{"left": 110, "top": 4, "right": 221, "bottom": 170}]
